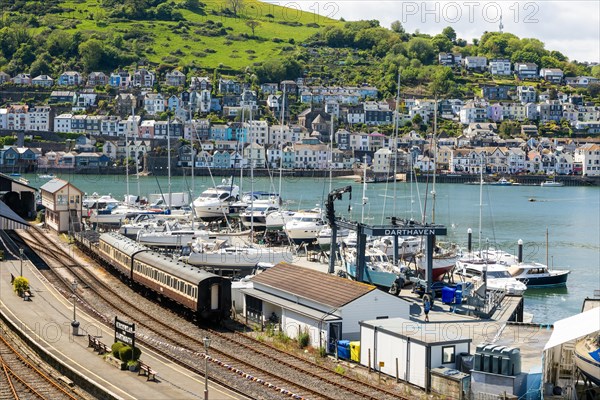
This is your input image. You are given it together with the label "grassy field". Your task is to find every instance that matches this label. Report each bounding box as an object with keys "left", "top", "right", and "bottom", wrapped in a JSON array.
[{"left": 52, "top": 0, "right": 340, "bottom": 71}]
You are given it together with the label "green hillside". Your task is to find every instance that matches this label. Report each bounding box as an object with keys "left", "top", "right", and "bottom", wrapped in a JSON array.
[{"left": 0, "top": 0, "right": 339, "bottom": 75}]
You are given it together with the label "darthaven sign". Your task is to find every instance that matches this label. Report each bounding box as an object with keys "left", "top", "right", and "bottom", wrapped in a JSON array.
[
  {"left": 366, "top": 226, "right": 447, "bottom": 237},
  {"left": 114, "top": 317, "right": 135, "bottom": 347}
]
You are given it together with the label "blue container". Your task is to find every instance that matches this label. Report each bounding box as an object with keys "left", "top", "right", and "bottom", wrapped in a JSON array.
[
  {"left": 441, "top": 286, "right": 456, "bottom": 304},
  {"left": 337, "top": 340, "right": 350, "bottom": 359},
  {"left": 455, "top": 289, "right": 463, "bottom": 305}
]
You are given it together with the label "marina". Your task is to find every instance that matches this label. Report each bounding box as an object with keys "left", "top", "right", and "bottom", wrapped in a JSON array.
[{"left": 21, "top": 172, "right": 597, "bottom": 324}]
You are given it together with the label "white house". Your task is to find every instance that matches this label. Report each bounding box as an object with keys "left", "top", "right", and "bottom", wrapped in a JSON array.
[
  {"left": 54, "top": 113, "right": 73, "bottom": 133},
  {"left": 463, "top": 56, "right": 488, "bottom": 71},
  {"left": 242, "top": 263, "right": 410, "bottom": 350},
  {"left": 574, "top": 143, "right": 600, "bottom": 176},
  {"left": 26, "top": 106, "right": 52, "bottom": 131},
  {"left": 489, "top": 59, "right": 512, "bottom": 75},
  {"left": 245, "top": 120, "right": 269, "bottom": 145},
  {"left": 373, "top": 147, "right": 392, "bottom": 174},
  {"left": 144, "top": 93, "right": 165, "bottom": 115}
]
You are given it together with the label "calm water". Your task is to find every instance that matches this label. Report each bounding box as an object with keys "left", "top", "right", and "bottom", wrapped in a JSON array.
[{"left": 26, "top": 172, "right": 600, "bottom": 324}]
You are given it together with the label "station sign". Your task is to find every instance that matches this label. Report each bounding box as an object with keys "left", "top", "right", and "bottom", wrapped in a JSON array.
[{"left": 114, "top": 316, "right": 135, "bottom": 347}]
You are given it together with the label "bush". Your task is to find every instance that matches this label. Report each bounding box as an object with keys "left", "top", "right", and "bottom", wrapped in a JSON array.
[
  {"left": 297, "top": 329, "right": 310, "bottom": 349},
  {"left": 12, "top": 276, "right": 29, "bottom": 296},
  {"left": 111, "top": 342, "right": 125, "bottom": 358},
  {"left": 118, "top": 345, "right": 141, "bottom": 362},
  {"left": 318, "top": 346, "right": 327, "bottom": 358}
]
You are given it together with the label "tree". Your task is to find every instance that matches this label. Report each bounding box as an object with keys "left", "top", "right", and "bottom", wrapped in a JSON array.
[
  {"left": 429, "top": 66, "right": 455, "bottom": 96},
  {"left": 592, "top": 65, "right": 600, "bottom": 79},
  {"left": 226, "top": 0, "right": 245, "bottom": 16},
  {"left": 390, "top": 20, "right": 405, "bottom": 34},
  {"left": 29, "top": 54, "right": 52, "bottom": 76},
  {"left": 79, "top": 39, "right": 104, "bottom": 71},
  {"left": 245, "top": 20, "right": 261, "bottom": 37},
  {"left": 431, "top": 34, "right": 453, "bottom": 53},
  {"left": 406, "top": 37, "right": 435, "bottom": 64},
  {"left": 442, "top": 26, "right": 456, "bottom": 42},
  {"left": 183, "top": 0, "right": 200, "bottom": 10}
]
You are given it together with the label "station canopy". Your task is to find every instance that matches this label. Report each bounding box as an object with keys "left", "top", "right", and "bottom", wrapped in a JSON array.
[{"left": 0, "top": 200, "right": 30, "bottom": 230}]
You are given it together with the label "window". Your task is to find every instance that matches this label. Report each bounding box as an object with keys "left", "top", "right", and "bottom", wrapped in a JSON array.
[{"left": 442, "top": 345, "right": 456, "bottom": 364}]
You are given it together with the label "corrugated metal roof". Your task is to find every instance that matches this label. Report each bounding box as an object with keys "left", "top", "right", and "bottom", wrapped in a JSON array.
[
  {"left": 40, "top": 178, "right": 68, "bottom": 194},
  {"left": 250, "top": 262, "right": 376, "bottom": 308},
  {"left": 241, "top": 287, "right": 341, "bottom": 321}
]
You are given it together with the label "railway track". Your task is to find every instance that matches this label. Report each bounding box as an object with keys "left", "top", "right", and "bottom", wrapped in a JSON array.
[
  {"left": 0, "top": 323, "right": 85, "bottom": 400},
  {"left": 15, "top": 227, "right": 412, "bottom": 400}
]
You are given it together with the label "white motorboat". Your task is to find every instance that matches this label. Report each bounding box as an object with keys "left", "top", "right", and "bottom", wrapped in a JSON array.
[
  {"left": 83, "top": 193, "right": 121, "bottom": 210},
  {"left": 88, "top": 204, "right": 148, "bottom": 225},
  {"left": 456, "top": 263, "right": 527, "bottom": 295},
  {"left": 137, "top": 221, "right": 210, "bottom": 247},
  {"left": 192, "top": 179, "right": 240, "bottom": 220},
  {"left": 283, "top": 208, "right": 325, "bottom": 245},
  {"left": 317, "top": 227, "right": 350, "bottom": 251},
  {"left": 182, "top": 238, "right": 295, "bottom": 269},
  {"left": 118, "top": 214, "right": 166, "bottom": 237},
  {"left": 507, "top": 262, "right": 570, "bottom": 287},
  {"left": 540, "top": 180, "right": 564, "bottom": 187},
  {"left": 239, "top": 196, "right": 290, "bottom": 230}
]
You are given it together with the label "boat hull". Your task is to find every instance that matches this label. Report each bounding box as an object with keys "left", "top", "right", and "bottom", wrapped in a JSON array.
[
  {"left": 575, "top": 349, "right": 600, "bottom": 387},
  {"left": 515, "top": 271, "right": 569, "bottom": 287},
  {"left": 186, "top": 249, "right": 295, "bottom": 269}
]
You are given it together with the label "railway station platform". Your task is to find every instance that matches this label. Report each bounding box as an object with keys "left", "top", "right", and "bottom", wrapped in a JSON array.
[{"left": 0, "top": 258, "right": 242, "bottom": 400}]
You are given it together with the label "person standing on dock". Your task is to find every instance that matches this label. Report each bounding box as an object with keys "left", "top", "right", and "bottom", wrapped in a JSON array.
[{"left": 423, "top": 295, "right": 431, "bottom": 322}]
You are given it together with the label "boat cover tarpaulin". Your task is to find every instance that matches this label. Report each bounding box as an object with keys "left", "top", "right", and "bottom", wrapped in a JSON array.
[{"left": 543, "top": 308, "right": 600, "bottom": 350}]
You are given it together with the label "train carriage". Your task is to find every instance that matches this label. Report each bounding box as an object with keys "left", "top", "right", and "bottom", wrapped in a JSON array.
[
  {"left": 97, "top": 232, "right": 149, "bottom": 279},
  {"left": 92, "top": 232, "right": 231, "bottom": 322},
  {"left": 134, "top": 251, "right": 231, "bottom": 320}
]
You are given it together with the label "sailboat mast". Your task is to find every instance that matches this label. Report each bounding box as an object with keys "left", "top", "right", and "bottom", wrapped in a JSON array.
[
  {"left": 189, "top": 106, "right": 195, "bottom": 229},
  {"left": 278, "top": 87, "right": 285, "bottom": 197},
  {"left": 361, "top": 155, "right": 367, "bottom": 224},
  {"left": 125, "top": 111, "right": 130, "bottom": 204},
  {"left": 329, "top": 109, "right": 333, "bottom": 193},
  {"left": 167, "top": 117, "right": 172, "bottom": 209},
  {"left": 190, "top": 106, "right": 195, "bottom": 201},
  {"left": 478, "top": 153, "right": 484, "bottom": 252},
  {"left": 392, "top": 69, "right": 401, "bottom": 218},
  {"left": 431, "top": 95, "right": 437, "bottom": 224},
  {"left": 249, "top": 107, "right": 254, "bottom": 242},
  {"left": 132, "top": 105, "right": 140, "bottom": 202}
]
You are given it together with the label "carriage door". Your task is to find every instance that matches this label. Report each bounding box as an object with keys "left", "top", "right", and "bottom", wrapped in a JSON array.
[
  {"left": 328, "top": 322, "right": 342, "bottom": 353},
  {"left": 210, "top": 284, "right": 219, "bottom": 310}
]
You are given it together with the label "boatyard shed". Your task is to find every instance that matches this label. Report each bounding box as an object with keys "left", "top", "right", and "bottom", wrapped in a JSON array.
[
  {"left": 242, "top": 262, "right": 410, "bottom": 352},
  {"left": 40, "top": 179, "right": 83, "bottom": 233},
  {"left": 0, "top": 173, "right": 37, "bottom": 220},
  {"left": 359, "top": 318, "right": 472, "bottom": 390}
]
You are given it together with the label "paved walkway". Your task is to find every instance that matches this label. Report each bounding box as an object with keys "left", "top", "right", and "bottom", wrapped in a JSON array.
[{"left": 0, "top": 258, "right": 242, "bottom": 400}]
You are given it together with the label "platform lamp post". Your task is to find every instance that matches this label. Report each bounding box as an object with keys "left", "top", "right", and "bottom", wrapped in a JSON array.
[
  {"left": 19, "top": 248, "right": 23, "bottom": 277},
  {"left": 203, "top": 336, "right": 211, "bottom": 400},
  {"left": 71, "top": 279, "right": 79, "bottom": 336}
]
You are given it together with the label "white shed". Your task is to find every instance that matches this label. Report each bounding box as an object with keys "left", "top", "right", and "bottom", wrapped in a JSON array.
[
  {"left": 242, "top": 262, "right": 410, "bottom": 352},
  {"left": 359, "top": 318, "right": 472, "bottom": 390}
]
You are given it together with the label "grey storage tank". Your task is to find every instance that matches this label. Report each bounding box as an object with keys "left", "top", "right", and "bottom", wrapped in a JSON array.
[{"left": 500, "top": 347, "right": 522, "bottom": 376}]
